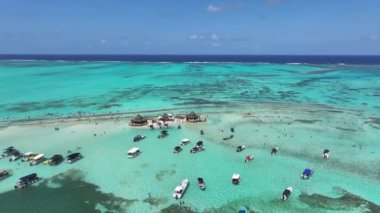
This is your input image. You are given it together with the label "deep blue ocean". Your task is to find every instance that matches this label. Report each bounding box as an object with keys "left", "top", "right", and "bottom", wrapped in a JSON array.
[{"left": 0, "top": 54, "right": 379, "bottom": 64}]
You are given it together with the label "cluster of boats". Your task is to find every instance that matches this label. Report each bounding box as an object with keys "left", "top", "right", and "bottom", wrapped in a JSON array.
[
  {"left": 172, "top": 177, "right": 206, "bottom": 199},
  {"left": 127, "top": 138, "right": 206, "bottom": 158},
  {"left": 190, "top": 141, "right": 205, "bottom": 153},
  {"left": 172, "top": 173, "right": 242, "bottom": 199},
  {"left": 130, "top": 127, "right": 330, "bottom": 204},
  {"left": 1, "top": 146, "right": 84, "bottom": 190},
  {"left": 173, "top": 138, "right": 190, "bottom": 153},
  {"left": 234, "top": 145, "right": 255, "bottom": 163},
  {"left": 172, "top": 139, "right": 205, "bottom": 154},
  {"left": 278, "top": 151, "right": 326, "bottom": 201},
  {"left": 1, "top": 146, "right": 83, "bottom": 166},
  {"left": 171, "top": 168, "right": 313, "bottom": 201}
]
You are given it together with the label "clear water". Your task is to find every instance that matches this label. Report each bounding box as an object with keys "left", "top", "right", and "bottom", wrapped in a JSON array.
[{"left": 0, "top": 60, "right": 379, "bottom": 212}]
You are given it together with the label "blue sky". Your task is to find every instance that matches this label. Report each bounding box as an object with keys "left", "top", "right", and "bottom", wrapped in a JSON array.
[{"left": 0, "top": 0, "right": 379, "bottom": 55}]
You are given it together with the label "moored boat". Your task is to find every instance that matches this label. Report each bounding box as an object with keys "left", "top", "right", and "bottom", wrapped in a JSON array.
[
  {"left": 232, "top": 173, "right": 240, "bottom": 185},
  {"left": 236, "top": 145, "right": 245, "bottom": 152},
  {"left": 29, "top": 154, "right": 46, "bottom": 166},
  {"left": 197, "top": 177, "right": 206, "bottom": 190},
  {"left": 301, "top": 168, "right": 314, "bottom": 179},
  {"left": 133, "top": 135, "right": 146, "bottom": 142},
  {"left": 22, "top": 152, "right": 37, "bottom": 162},
  {"left": 66, "top": 152, "right": 83, "bottom": 163},
  {"left": 196, "top": 141, "right": 203, "bottom": 148},
  {"left": 281, "top": 187, "right": 293, "bottom": 201},
  {"left": 244, "top": 155, "right": 254, "bottom": 162},
  {"left": 127, "top": 147, "right": 141, "bottom": 158},
  {"left": 14, "top": 173, "right": 39, "bottom": 189},
  {"left": 47, "top": 154, "right": 64, "bottom": 165},
  {"left": 223, "top": 135, "right": 234, "bottom": 140},
  {"left": 172, "top": 178, "right": 189, "bottom": 199},
  {"left": 180, "top": 138, "right": 190, "bottom": 146},
  {"left": 190, "top": 146, "right": 205, "bottom": 153},
  {"left": 158, "top": 130, "right": 169, "bottom": 139},
  {"left": 173, "top": 146, "right": 182, "bottom": 154},
  {"left": 9, "top": 151, "right": 22, "bottom": 162},
  {"left": 2, "top": 146, "right": 18, "bottom": 158},
  {"left": 0, "top": 170, "right": 11, "bottom": 181}
]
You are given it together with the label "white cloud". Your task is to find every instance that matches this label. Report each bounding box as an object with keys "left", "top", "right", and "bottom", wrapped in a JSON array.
[
  {"left": 190, "top": 34, "right": 206, "bottom": 39},
  {"left": 211, "top": 34, "right": 219, "bottom": 40},
  {"left": 189, "top": 34, "right": 219, "bottom": 40},
  {"left": 207, "top": 4, "right": 221, "bottom": 12},
  {"left": 206, "top": 3, "right": 244, "bottom": 13},
  {"left": 190, "top": 35, "right": 198, "bottom": 39}
]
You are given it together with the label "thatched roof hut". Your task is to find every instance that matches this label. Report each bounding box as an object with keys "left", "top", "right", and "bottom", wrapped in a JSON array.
[
  {"left": 186, "top": 111, "right": 200, "bottom": 122},
  {"left": 160, "top": 113, "right": 174, "bottom": 122},
  {"left": 130, "top": 114, "right": 148, "bottom": 126}
]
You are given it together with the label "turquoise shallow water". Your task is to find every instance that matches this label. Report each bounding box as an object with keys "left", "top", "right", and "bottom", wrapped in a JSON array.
[
  {"left": 0, "top": 60, "right": 379, "bottom": 212},
  {"left": 0, "top": 61, "right": 379, "bottom": 119}
]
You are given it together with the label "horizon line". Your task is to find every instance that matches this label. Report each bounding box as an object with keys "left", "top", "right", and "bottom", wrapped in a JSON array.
[{"left": 1, "top": 54, "right": 380, "bottom": 57}]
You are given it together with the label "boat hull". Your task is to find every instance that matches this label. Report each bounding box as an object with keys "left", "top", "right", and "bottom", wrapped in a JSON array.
[{"left": 173, "top": 179, "right": 189, "bottom": 199}]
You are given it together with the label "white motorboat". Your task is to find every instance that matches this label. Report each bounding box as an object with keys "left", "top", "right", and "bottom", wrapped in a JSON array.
[
  {"left": 232, "top": 173, "right": 240, "bottom": 185},
  {"left": 22, "top": 152, "right": 36, "bottom": 162},
  {"left": 172, "top": 178, "right": 189, "bottom": 199},
  {"left": 180, "top": 139, "right": 190, "bottom": 146},
  {"left": 127, "top": 147, "right": 141, "bottom": 158},
  {"left": 29, "top": 154, "right": 45, "bottom": 166}
]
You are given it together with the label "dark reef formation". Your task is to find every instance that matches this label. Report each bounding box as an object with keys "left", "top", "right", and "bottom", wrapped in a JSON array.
[
  {"left": 0, "top": 169, "right": 136, "bottom": 213},
  {"left": 299, "top": 189, "right": 380, "bottom": 212}
]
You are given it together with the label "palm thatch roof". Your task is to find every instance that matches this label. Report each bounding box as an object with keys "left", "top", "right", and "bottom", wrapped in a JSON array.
[
  {"left": 186, "top": 111, "right": 200, "bottom": 120},
  {"left": 131, "top": 114, "right": 147, "bottom": 125}
]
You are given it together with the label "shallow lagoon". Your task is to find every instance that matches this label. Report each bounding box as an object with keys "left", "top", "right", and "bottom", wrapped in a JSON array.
[{"left": 0, "top": 61, "right": 379, "bottom": 212}]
